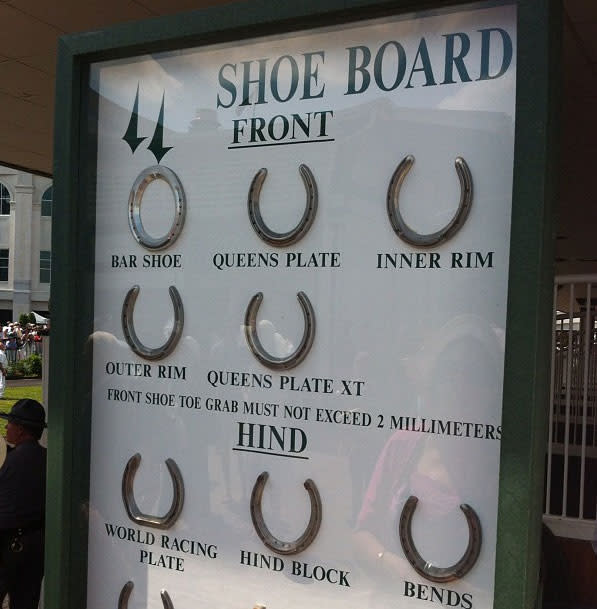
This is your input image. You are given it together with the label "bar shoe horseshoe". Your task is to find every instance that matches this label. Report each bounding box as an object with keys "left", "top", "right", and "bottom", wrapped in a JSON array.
[
  {"left": 128, "top": 165, "right": 186, "bottom": 251},
  {"left": 398, "top": 495, "right": 482, "bottom": 583},
  {"left": 121, "top": 285, "right": 184, "bottom": 361},
  {"left": 250, "top": 471, "right": 322, "bottom": 555},
  {"left": 121, "top": 453, "right": 184, "bottom": 530},
  {"left": 118, "top": 581, "right": 175, "bottom": 609},
  {"left": 386, "top": 155, "right": 473, "bottom": 247},
  {"left": 248, "top": 164, "right": 318, "bottom": 247},
  {"left": 244, "top": 291, "right": 315, "bottom": 370}
]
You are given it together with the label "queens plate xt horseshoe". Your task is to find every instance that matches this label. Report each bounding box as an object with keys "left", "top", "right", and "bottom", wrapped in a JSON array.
[
  {"left": 121, "top": 285, "right": 184, "bottom": 361},
  {"left": 398, "top": 495, "right": 482, "bottom": 583},
  {"left": 244, "top": 291, "right": 315, "bottom": 370},
  {"left": 121, "top": 453, "right": 184, "bottom": 530},
  {"left": 248, "top": 164, "right": 318, "bottom": 247},
  {"left": 128, "top": 165, "right": 186, "bottom": 251},
  {"left": 387, "top": 155, "right": 473, "bottom": 247},
  {"left": 250, "top": 471, "right": 322, "bottom": 555}
]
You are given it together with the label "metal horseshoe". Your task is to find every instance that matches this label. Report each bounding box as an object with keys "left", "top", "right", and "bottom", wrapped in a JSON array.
[
  {"left": 121, "top": 453, "right": 184, "bottom": 530},
  {"left": 128, "top": 165, "right": 186, "bottom": 250},
  {"left": 387, "top": 155, "right": 473, "bottom": 247},
  {"left": 248, "top": 164, "right": 318, "bottom": 247},
  {"left": 398, "top": 495, "right": 482, "bottom": 583},
  {"left": 118, "top": 581, "right": 174, "bottom": 609},
  {"left": 122, "top": 285, "right": 184, "bottom": 361},
  {"left": 250, "top": 471, "right": 322, "bottom": 555},
  {"left": 244, "top": 291, "right": 315, "bottom": 370}
]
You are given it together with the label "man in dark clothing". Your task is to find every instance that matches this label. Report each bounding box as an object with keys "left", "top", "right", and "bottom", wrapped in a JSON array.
[{"left": 0, "top": 399, "right": 46, "bottom": 609}]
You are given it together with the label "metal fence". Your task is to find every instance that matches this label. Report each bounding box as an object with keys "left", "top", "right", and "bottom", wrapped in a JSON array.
[{"left": 544, "top": 275, "right": 597, "bottom": 540}]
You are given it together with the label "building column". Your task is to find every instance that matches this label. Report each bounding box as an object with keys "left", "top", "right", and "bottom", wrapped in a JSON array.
[{"left": 10, "top": 174, "right": 33, "bottom": 319}]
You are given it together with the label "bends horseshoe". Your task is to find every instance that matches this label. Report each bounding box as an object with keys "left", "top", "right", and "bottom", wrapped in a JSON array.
[
  {"left": 398, "top": 495, "right": 482, "bottom": 583},
  {"left": 250, "top": 471, "right": 322, "bottom": 555},
  {"left": 128, "top": 165, "right": 186, "bottom": 251},
  {"left": 121, "top": 453, "right": 184, "bottom": 530},
  {"left": 117, "top": 581, "right": 175, "bottom": 609},
  {"left": 248, "top": 164, "right": 318, "bottom": 247},
  {"left": 244, "top": 291, "right": 315, "bottom": 370},
  {"left": 122, "top": 285, "right": 184, "bottom": 361},
  {"left": 387, "top": 155, "right": 473, "bottom": 247}
]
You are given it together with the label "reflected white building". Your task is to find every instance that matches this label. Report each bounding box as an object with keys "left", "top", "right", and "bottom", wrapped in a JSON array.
[{"left": 0, "top": 164, "right": 51, "bottom": 321}]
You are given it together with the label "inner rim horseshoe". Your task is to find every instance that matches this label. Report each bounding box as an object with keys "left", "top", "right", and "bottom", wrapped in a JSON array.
[
  {"left": 128, "top": 165, "right": 186, "bottom": 250},
  {"left": 121, "top": 453, "right": 185, "bottom": 530},
  {"left": 244, "top": 291, "right": 315, "bottom": 370},
  {"left": 248, "top": 164, "right": 318, "bottom": 247},
  {"left": 387, "top": 155, "right": 473, "bottom": 247},
  {"left": 122, "top": 285, "right": 184, "bottom": 361},
  {"left": 250, "top": 471, "right": 322, "bottom": 555},
  {"left": 398, "top": 495, "right": 482, "bottom": 583},
  {"left": 118, "top": 581, "right": 175, "bottom": 609}
]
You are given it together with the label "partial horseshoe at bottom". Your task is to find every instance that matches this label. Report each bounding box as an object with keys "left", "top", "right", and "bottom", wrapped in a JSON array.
[
  {"left": 121, "top": 453, "right": 185, "bottom": 529},
  {"left": 118, "top": 581, "right": 174, "bottom": 609},
  {"left": 398, "top": 495, "right": 482, "bottom": 583},
  {"left": 250, "top": 471, "right": 322, "bottom": 555},
  {"left": 121, "top": 285, "right": 184, "bottom": 360},
  {"left": 244, "top": 291, "right": 316, "bottom": 370}
]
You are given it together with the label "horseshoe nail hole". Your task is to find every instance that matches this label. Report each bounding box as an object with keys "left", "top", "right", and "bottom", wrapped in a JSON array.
[{"left": 138, "top": 177, "right": 178, "bottom": 240}]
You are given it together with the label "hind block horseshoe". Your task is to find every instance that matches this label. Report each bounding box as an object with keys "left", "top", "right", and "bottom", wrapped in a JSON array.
[
  {"left": 248, "top": 164, "right": 318, "bottom": 247},
  {"left": 387, "top": 155, "right": 473, "bottom": 247},
  {"left": 121, "top": 453, "right": 184, "bottom": 529},
  {"left": 250, "top": 471, "right": 322, "bottom": 555},
  {"left": 398, "top": 495, "right": 482, "bottom": 583}
]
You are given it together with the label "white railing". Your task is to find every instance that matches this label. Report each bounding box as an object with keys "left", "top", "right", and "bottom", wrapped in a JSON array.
[{"left": 544, "top": 275, "right": 597, "bottom": 540}]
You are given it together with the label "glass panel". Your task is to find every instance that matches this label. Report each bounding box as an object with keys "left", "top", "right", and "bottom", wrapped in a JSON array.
[
  {"left": 39, "top": 250, "right": 51, "bottom": 283},
  {"left": 0, "top": 184, "right": 10, "bottom": 215},
  {"left": 0, "top": 249, "right": 8, "bottom": 281},
  {"left": 41, "top": 186, "right": 53, "bottom": 217}
]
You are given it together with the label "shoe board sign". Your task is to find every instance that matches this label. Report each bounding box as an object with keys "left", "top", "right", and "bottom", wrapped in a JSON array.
[{"left": 48, "top": 2, "right": 557, "bottom": 609}]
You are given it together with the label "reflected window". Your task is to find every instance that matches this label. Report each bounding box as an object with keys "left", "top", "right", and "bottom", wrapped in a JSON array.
[
  {"left": 0, "top": 250, "right": 8, "bottom": 281},
  {"left": 39, "top": 250, "right": 51, "bottom": 284},
  {"left": 0, "top": 184, "right": 10, "bottom": 215},
  {"left": 41, "top": 186, "right": 52, "bottom": 217}
]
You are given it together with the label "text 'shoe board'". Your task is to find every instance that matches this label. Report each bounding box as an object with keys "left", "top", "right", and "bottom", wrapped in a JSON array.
[{"left": 87, "top": 4, "right": 516, "bottom": 608}]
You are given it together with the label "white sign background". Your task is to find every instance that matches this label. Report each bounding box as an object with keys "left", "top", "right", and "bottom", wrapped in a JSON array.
[{"left": 87, "top": 4, "right": 516, "bottom": 609}]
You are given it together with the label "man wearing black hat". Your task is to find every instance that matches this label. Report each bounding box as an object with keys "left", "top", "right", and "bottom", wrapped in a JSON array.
[{"left": 0, "top": 399, "right": 46, "bottom": 609}]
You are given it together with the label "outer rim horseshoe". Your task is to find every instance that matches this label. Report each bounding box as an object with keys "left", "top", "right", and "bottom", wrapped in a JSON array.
[
  {"left": 398, "top": 495, "right": 482, "bottom": 583},
  {"left": 244, "top": 291, "right": 315, "bottom": 370},
  {"left": 248, "top": 164, "right": 318, "bottom": 247},
  {"left": 250, "top": 471, "right": 322, "bottom": 555},
  {"left": 118, "top": 581, "right": 175, "bottom": 609},
  {"left": 122, "top": 285, "right": 184, "bottom": 361},
  {"left": 387, "top": 155, "right": 473, "bottom": 247},
  {"left": 128, "top": 165, "right": 186, "bottom": 250},
  {"left": 121, "top": 453, "right": 185, "bottom": 530}
]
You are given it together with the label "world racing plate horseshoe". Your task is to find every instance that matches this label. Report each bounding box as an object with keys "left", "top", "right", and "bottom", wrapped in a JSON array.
[
  {"left": 398, "top": 495, "right": 482, "bottom": 583},
  {"left": 121, "top": 453, "right": 184, "bottom": 530}
]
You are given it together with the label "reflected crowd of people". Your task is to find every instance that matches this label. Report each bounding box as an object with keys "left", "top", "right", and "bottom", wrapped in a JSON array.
[{"left": 0, "top": 322, "right": 49, "bottom": 364}]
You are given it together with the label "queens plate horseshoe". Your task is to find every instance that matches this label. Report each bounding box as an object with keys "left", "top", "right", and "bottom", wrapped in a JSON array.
[
  {"left": 387, "top": 155, "right": 473, "bottom": 247},
  {"left": 250, "top": 471, "right": 322, "bottom": 555},
  {"left": 244, "top": 291, "right": 315, "bottom": 370},
  {"left": 128, "top": 165, "right": 186, "bottom": 250},
  {"left": 248, "top": 164, "right": 318, "bottom": 247},
  {"left": 118, "top": 581, "right": 174, "bottom": 609},
  {"left": 121, "top": 285, "right": 184, "bottom": 361},
  {"left": 398, "top": 495, "right": 482, "bottom": 583},
  {"left": 121, "top": 453, "right": 184, "bottom": 530}
]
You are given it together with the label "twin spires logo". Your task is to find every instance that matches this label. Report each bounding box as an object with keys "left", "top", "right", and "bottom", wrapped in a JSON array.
[{"left": 122, "top": 83, "right": 172, "bottom": 163}]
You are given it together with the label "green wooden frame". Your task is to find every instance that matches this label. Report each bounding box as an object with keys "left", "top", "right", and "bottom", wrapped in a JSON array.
[{"left": 48, "top": 1, "right": 559, "bottom": 608}]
